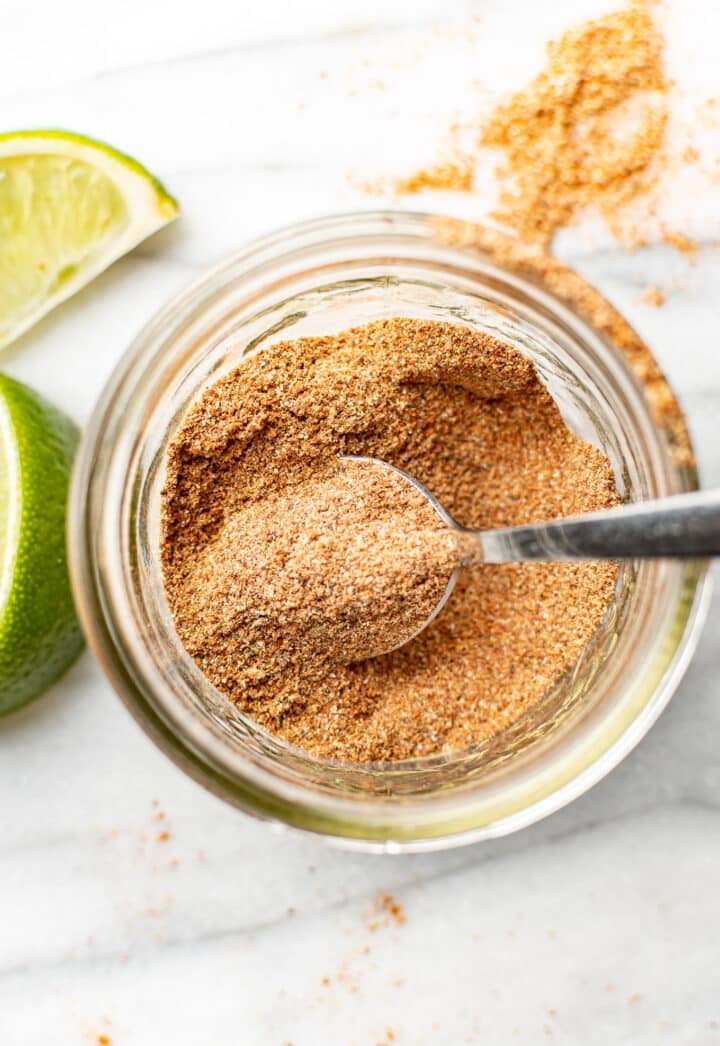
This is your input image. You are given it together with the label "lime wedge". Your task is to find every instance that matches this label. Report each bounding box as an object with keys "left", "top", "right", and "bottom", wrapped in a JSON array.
[
  {"left": 0, "top": 129, "right": 179, "bottom": 348},
  {"left": 0, "top": 373, "right": 83, "bottom": 715}
]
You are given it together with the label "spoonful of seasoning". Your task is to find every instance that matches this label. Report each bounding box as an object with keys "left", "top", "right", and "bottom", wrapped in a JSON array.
[
  {"left": 191, "top": 456, "right": 460, "bottom": 670},
  {"left": 191, "top": 455, "right": 720, "bottom": 673},
  {"left": 318, "top": 454, "right": 720, "bottom": 661}
]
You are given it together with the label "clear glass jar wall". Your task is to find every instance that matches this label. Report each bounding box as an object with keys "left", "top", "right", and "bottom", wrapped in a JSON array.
[{"left": 69, "top": 213, "right": 709, "bottom": 851}]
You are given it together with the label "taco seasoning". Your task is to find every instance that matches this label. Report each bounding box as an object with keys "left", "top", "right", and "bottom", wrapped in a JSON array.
[{"left": 160, "top": 318, "right": 618, "bottom": 763}]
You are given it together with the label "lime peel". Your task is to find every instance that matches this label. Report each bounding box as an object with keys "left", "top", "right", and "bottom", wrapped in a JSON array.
[
  {"left": 0, "top": 396, "right": 19, "bottom": 613},
  {"left": 0, "top": 374, "right": 84, "bottom": 715}
]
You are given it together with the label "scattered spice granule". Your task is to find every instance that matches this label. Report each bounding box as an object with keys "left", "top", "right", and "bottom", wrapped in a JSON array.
[
  {"left": 682, "top": 146, "right": 700, "bottom": 165},
  {"left": 395, "top": 158, "right": 474, "bottom": 194},
  {"left": 161, "top": 318, "right": 619, "bottom": 763},
  {"left": 380, "top": 894, "right": 406, "bottom": 925},
  {"left": 480, "top": 0, "right": 668, "bottom": 245},
  {"left": 367, "top": 893, "right": 407, "bottom": 930},
  {"left": 321, "top": 976, "right": 331, "bottom": 986},
  {"left": 641, "top": 285, "right": 665, "bottom": 307},
  {"left": 392, "top": 1, "right": 697, "bottom": 252},
  {"left": 628, "top": 993, "right": 642, "bottom": 1007},
  {"left": 156, "top": 830, "right": 170, "bottom": 843},
  {"left": 373, "top": 1033, "right": 397, "bottom": 1046},
  {"left": 661, "top": 229, "right": 699, "bottom": 261}
]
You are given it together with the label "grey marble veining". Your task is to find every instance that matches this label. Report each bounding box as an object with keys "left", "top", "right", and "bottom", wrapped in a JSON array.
[{"left": 1, "top": 1, "right": 719, "bottom": 1043}]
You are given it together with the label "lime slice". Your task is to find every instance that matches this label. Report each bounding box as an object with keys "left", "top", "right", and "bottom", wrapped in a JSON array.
[
  {"left": 0, "top": 129, "right": 179, "bottom": 348},
  {"left": 0, "top": 373, "right": 83, "bottom": 715}
]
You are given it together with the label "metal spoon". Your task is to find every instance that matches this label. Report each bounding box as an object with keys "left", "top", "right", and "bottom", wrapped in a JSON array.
[{"left": 343, "top": 454, "right": 720, "bottom": 652}]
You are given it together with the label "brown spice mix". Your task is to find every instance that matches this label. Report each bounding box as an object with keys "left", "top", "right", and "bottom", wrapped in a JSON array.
[
  {"left": 161, "top": 319, "right": 618, "bottom": 763},
  {"left": 479, "top": 0, "right": 667, "bottom": 246},
  {"left": 396, "top": 1, "right": 674, "bottom": 249},
  {"left": 431, "top": 216, "right": 694, "bottom": 470},
  {"left": 168, "top": 456, "right": 458, "bottom": 671}
]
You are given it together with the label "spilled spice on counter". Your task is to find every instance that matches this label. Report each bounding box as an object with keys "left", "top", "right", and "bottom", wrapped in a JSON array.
[
  {"left": 378, "top": 894, "right": 406, "bottom": 926},
  {"left": 161, "top": 319, "right": 618, "bottom": 763},
  {"left": 394, "top": 0, "right": 680, "bottom": 250},
  {"left": 395, "top": 158, "right": 475, "bottom": 195},
  {"left": 660, "top": 229, "right": 700, "bottom": 261},
  {"left": 641, "top": 285, "right": 666, "bottom": 307},
  {"left": 478, "top": 0, "right": 668, "bottom": 246}
]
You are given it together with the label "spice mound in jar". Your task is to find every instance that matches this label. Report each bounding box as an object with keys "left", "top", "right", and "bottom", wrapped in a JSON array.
[{"left": 160, "top": 318, "right": 618, "bottom": 763}]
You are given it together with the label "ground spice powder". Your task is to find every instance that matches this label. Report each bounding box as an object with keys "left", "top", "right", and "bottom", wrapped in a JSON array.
[
  {"left": 395, "top": 1, "right": 671, "bottom": 249},
  {"left": 479, "top": 0, "right": 668, "bottom": 246},
  {"left": 431, "top": 216, "right": 694, "bottom": 470},
  {"left": 166, "top": 456, "right": 458, "bottom": 671},
  {"left": 161, "top": 319, "right": 618, "bottom": 763}
]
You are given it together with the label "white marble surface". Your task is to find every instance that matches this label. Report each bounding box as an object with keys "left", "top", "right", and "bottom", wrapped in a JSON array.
[{"left": 2, "top": 1, "right": 720, "bottom": 1043}]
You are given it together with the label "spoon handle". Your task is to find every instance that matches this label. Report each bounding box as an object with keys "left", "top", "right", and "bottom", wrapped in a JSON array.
[{"left": 464, "top": 489, "right": 720, "bottom": 564}]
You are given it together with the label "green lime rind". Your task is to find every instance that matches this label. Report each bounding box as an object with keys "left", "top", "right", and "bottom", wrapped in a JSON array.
[
  {"left": 0, "top": 374, "right": 83, "bottom": 715},
  {"left": 0, "top": 129, "right": 179, "bottom": 214}
]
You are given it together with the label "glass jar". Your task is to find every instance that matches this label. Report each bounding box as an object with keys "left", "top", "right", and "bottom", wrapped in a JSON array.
[{"left": 68, "top": 211, "right": 710, "bottom": 852}]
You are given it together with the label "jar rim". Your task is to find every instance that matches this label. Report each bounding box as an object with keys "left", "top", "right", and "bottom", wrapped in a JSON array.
[{"left": 68, "top": 210, "right": 711, "bottom": 852}]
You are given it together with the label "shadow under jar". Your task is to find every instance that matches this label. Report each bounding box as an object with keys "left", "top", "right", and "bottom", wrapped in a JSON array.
[{"left": 69, "top": 211, "right": 709, "bottom": 852}]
